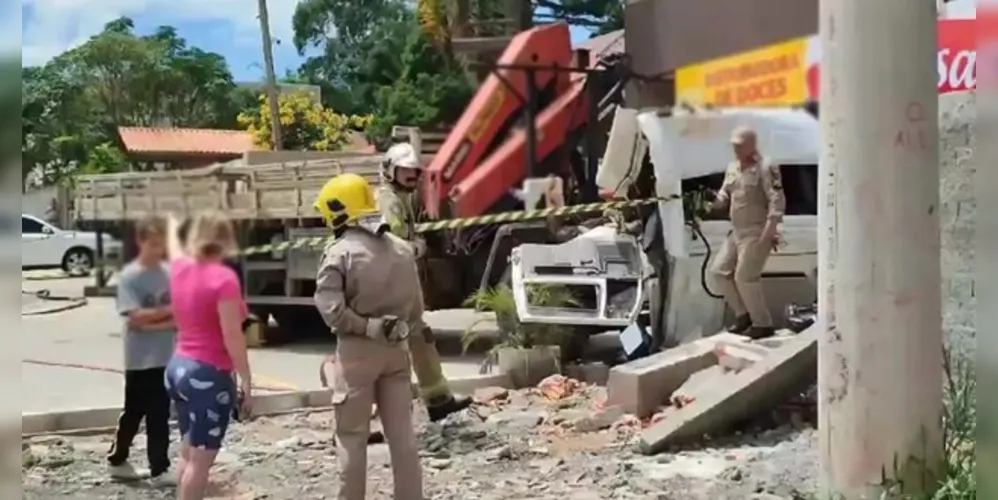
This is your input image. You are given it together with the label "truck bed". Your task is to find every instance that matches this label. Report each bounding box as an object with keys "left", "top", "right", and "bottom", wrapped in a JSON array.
[{"left": 73, "top": 155, "right": 383, "bottom": 222}]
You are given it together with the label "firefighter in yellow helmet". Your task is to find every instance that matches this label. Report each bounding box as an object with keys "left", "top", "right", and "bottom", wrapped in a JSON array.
[
  {"left": 377, "top": 142, "right": 472, "bottom": 421},
  {"left": 313, "top": 173, "right": 423, "bottom": 500}
]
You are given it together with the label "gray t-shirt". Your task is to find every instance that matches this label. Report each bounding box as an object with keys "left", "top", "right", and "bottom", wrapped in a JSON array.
[{"left": 117, "top": 261, "right": 176, "bottom": 370}]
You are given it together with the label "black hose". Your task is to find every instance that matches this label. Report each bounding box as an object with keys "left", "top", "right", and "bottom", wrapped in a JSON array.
[
  {"left": 22, "top": 289, "right": 81, "bottom": 302},
  {"left": 686, "top": 219, "right": 723, "bottom": 299}
]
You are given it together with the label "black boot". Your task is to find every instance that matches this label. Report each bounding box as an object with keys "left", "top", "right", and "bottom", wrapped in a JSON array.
[
  {"left": 728, "top": 314, "right": 752, "bottom": 334},
  {"left": 747, "top": 326, "right": 776, "bottom": 340},
  {"left": 426, "top": 395, "right": 473, "bottom": 422},
  {"left": 367, "top": 430, "right": 385, "bottom": 444}
]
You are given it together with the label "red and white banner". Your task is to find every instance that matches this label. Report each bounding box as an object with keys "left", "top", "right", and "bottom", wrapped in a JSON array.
[{"left": 805, "top": 19, "right": 977, "bottom": 99}]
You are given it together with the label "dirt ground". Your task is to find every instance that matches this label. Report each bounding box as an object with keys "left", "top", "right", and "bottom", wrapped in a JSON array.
[{"left": 23, "top": 380, "right": 818, "bottom": 500}]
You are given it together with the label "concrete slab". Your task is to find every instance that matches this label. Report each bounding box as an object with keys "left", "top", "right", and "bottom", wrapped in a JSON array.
[
  {"left": 606, "top": 336, "right": 724, "bottom": 418},
  {"left": 639, "top": 327, "right": 817, "bottom": 454},
  {"left": 669, "top": 365, "right": 729, "bottom": 408},
  {"left": 714, "top": 342, "right": 767, "bottom": 372}
]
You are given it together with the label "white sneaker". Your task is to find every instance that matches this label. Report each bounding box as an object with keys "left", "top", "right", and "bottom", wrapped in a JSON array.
[
  {"left": 149, "top": 471, "right": 177, "bottom": 488},
  {"left": 108, "top": 461, "right": 148, "bottom": 481}
]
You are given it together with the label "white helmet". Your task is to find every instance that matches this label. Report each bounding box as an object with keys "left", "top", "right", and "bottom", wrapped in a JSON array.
[{"left": 381, "top": 142, "right": 422, "bottom": 183}]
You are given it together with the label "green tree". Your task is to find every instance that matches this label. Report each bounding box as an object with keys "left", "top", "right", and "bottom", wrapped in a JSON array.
[
  {"left": 292, "top": 0, "right": 475, "bottom": 146},
  {"left": 292, "top": 0, "right": 414, "bottom": 116},
  {"left": 290, "top": 1, "right": 623, "bottom": 150},
  {"left": 66, "top": 19, "right": 239, "bottom": 128},
  {"left": 21, "top": 64, "right": 103, "bottom": 187},
  {"left": 21, "top": 17, "right": 247, "bottom": 186},
  {"left": 365, "top": 25, "right": 474, "bottom": 148}
]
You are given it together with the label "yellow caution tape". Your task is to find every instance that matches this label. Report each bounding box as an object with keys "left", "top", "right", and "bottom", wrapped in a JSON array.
[{"left": 240, "top": 195, "right": 680, "bottom": 256}]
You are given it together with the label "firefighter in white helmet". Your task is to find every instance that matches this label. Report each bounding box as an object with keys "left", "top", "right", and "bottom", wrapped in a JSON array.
[
  {"left": 313, "top": 172, "right": 423, "bottom": 500},
  {"left": 377, "top": 141, "right": 473, "bottom": 421}
]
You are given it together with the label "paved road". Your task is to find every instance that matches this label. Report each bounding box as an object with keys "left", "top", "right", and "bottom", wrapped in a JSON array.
[{"left": 20, "top": 276, "right": 498, "bottom": 414}]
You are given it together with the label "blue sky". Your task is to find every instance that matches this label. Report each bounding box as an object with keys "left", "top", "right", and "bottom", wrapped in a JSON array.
[
  {"left": 19, "top": 0, "right": 596, "bottom": 82},
  {"left": 18, "top": 0, "right": 976, "bottom": 80}
]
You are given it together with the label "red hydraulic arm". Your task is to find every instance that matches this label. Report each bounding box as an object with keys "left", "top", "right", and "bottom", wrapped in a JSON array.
[
  {"left": 450, "top": 80, "right": 588, "bottom": 218},
  {"left": 423, "top": 23, "right": 574, "bottom": 219}
]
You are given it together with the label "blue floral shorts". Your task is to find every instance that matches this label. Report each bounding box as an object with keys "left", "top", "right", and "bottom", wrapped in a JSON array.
[{"left": 164, "top": 355, "right": 236, "bottom": 450}]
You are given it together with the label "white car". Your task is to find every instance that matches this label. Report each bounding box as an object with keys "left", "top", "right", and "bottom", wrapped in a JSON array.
[{"left": 21, "top": 214, "right": 123, "bottom": 276}]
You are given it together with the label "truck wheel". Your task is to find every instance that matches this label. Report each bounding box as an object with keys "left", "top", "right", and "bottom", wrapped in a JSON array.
[{"left": 247, "top": 307, "right": 273, "bottom": 347}]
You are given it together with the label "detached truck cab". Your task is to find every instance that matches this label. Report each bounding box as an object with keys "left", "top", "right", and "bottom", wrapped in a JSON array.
[{"left": 508, "top": 106, "right": 819, "bottom": 349}]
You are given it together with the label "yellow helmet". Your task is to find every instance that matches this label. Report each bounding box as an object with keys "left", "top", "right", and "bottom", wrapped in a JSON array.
[{"left": 314, "top": 173, "right": 378, "bottom": 228}]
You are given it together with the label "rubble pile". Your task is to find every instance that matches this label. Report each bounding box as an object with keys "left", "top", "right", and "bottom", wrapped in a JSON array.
[{"left": 23, "top": 364, "right": 820, "bottom": 500}]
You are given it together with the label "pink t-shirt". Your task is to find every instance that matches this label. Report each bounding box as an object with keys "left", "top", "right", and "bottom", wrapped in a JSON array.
[{"left": 170, "top": 257, "right": 247, "bottom": 371}]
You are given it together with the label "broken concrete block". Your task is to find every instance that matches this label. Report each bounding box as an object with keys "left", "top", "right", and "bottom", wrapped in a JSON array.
[
  {"left": 606, "top": 336, "right": 721, "bottom": 418},
  {"left": 639, "top": 327, "right": 817, "bottom": 454},
  {"left": 714, "top": 342, "right": 767, "bottom": 372},
  {"left": 669, "top": 365, "right": 729, "bottom": 408}
]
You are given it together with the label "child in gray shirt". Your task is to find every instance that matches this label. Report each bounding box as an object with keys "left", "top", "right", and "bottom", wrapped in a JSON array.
[{"left": 106, "top": 215, "right": 176, "bottom": 486}]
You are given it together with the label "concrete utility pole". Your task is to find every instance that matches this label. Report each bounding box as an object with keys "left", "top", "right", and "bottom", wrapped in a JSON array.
[
  {"left": 817, "top": 0, "right": 943, "bottom": 497},
  {"left": 257, "top": 0, "right": 283, "bottom": 150}
]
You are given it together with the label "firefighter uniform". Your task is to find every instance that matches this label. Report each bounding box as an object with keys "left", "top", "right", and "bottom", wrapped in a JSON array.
[
  {"left": 709, "top": 127, "right": 786, "bottom": 338},
  {"left": 378, "top": 143, "right": 472, "bottom": 421},
  {"left": 313, "top": 173, "right": 423, "bottom": 500}
]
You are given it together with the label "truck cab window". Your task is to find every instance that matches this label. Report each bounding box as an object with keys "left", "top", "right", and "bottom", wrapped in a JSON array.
[
  {"left": 680, "top": 164, "right": 818, "bottom": 218},
  {"left": 781, "top": 164, "right": 818, "bottom": 215}
]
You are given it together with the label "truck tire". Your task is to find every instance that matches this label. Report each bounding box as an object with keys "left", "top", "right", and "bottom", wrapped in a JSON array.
[{"left": 247, "top": 307, "right": 275, "bottom": 346}]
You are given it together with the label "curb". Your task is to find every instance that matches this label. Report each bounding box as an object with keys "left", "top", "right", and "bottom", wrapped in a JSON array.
[{"left": 22, "top": 372, "right": 513, "bottom": 436}]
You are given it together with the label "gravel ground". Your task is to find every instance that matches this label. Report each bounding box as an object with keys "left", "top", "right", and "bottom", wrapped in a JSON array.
[{"left": 23, "top": 381, "right": 818, "bottom": 500}]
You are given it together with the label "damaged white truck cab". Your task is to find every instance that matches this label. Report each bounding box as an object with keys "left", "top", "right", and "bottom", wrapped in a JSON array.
[{"left": 510, "top": 106, "right": 819, "bottom": 347}]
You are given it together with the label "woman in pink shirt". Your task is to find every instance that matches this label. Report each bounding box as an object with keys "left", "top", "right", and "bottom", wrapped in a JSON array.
[{"left": 164, "top": 211, "right": 252, "bottom": 500}]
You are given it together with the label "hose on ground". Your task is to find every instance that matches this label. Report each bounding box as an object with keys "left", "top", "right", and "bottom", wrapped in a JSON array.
[{"left": 22, "top": 289, "right": 82, "bottom": 302}]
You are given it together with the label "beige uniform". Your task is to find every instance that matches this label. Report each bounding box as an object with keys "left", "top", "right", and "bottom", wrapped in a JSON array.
[
  {"left": 375, "top": 184, "right": 451, "bottom": 401},
  {"left": 314, "top": 228, "right": 423, "bottom": 500},
  {"left": 709, "top": 157, "right": 786, "bottom": 327}
]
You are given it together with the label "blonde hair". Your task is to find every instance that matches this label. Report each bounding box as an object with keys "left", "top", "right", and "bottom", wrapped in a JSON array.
[{"left": 185, "top": 210, "right": 237, "bottom": 259}]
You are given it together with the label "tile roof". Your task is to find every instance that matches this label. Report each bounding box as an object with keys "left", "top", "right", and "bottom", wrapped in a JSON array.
[{"left": 118, "top": 127, "right": 262, "bottom": 156}]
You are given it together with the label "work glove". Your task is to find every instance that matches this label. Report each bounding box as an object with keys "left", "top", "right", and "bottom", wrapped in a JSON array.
[{"left": 365, "top": 315, "right": 411, "bottom": 344}]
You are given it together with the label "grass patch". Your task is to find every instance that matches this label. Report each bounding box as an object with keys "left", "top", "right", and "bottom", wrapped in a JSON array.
[{"left": 933, "top": 347, "right": 975, "bottom": 500}]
